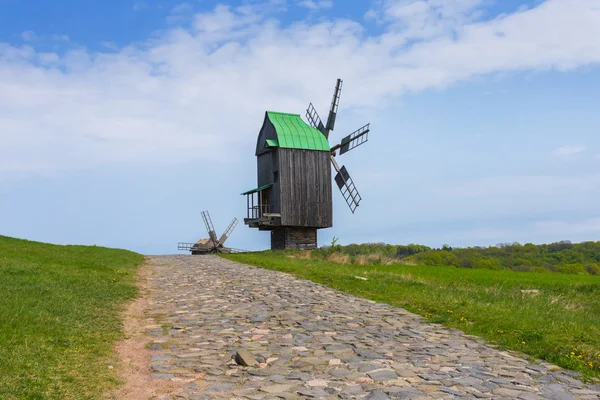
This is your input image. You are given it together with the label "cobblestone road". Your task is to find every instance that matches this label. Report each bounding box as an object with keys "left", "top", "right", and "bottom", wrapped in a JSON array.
[{"left": 143, "top": 255, "right": 600, "bottom": 400}]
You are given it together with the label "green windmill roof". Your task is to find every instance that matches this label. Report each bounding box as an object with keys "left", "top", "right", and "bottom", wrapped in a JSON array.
[{"left": 266, "top": 111, "right": 330, "bottom": 151}]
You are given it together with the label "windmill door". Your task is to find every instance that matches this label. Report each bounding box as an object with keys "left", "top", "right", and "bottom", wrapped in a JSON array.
[{"left": 260, "top": 187, "right": 271, "bottom": 216}]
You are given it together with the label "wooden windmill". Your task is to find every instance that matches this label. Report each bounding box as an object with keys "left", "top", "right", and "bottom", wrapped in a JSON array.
[
  {"left": 178, "top": 211, "right": 238, "bottom": 254},
  {"left": 242, "top": 79, "right": 370, "bottom": 250}
]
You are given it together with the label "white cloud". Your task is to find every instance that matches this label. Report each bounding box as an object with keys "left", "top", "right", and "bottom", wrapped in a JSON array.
[
  {"left": 298, "top": 0, "right": 334, "bottom": 10},
  {"left": 51, "top": 34, "right": 70, "bottom": 41},
  {"left": 20, "top": 31, "right": 36, "bottom": 41},
  {"left": 172, "top": 3, "right": 192, "bottom": 14},
  {"left": 38, "top": 52, "right": 60, "bottom": 64},
  {"left": 1, "top": 0, "right": 600, "bottom": 176},
  {"left": 553, "top": 145, "right": 587, "bottom": 158},
  {"left": 167, "top": 3, "right": 193, "bottom": 24},
  {"left": 133, "top": 2, "right": 147, "bottom": 12},
  {"left": 19, "top": 31, "right": 68, "bottom": 43},
  {"left": 366, "top": 0, "right": 484, "bottom": 39},
  {"left": 364, "top": 9, "right": 378, "bottom": 21}
]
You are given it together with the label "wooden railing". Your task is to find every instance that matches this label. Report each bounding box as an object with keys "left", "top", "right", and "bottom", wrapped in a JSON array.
[{"left": 248, "top": 204, "right": 271, "bottom": 219}]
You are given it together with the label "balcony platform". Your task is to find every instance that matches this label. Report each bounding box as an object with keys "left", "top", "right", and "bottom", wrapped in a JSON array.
[{"left": 244, "top": 213, "right": 281, "bottom": 229}]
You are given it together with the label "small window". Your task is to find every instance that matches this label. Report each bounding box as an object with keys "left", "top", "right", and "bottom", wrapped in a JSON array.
[{"left": 273, "top": 170, "right": 279, "bottom": 183}]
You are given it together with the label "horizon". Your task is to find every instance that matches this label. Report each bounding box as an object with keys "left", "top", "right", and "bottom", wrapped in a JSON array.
[{"left": 1, "top": 233, "right": 595, "bottom": 255}]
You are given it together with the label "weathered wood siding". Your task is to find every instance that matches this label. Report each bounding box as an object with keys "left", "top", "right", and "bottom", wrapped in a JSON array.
[
  {"left": 256, "top": 151, "right": 280, "bottom": 213},
  {"left": 279, "top": 148, "right": 332, "bottom": 228},
  {"left": 255, "top": 113, "right": 277, "bottom": 156},
  {"left": 271, "top": 227, "right": 317, "bottom": 250},
  {"left": 254, "top": 114, "right": 281, "bottom": 214}
]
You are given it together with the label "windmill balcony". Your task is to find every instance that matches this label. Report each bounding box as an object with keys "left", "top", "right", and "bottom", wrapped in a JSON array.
[
  {"left": 248, "top": 203, "right": 271, "bottom": 219},
  {"left": 241, "top": 184, "right": 281, "bottom": 229}
]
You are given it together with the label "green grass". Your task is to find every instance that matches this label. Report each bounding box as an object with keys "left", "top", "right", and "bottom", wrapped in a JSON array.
[
  {"left": 223, "top": 251, "right": 600, "bottom": 380},
  {"left": 0, "top": 236, "right": 144, "bottom": 399}
]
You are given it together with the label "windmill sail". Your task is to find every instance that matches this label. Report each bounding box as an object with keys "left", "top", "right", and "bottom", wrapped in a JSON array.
[
  {"left": 339, "top": 123, "right": 370, "bottom": 155},
  {"left": 201, "top": 211, "right": 219, "bottom": 248},
  {"left": 217, "top": 217, "right": 239, "bottom": 247},
  {"left": 333, "top": 165, "right": 362, "bottom": 213},
  {"left": 306, "top": 103, "right": 326, "bottom": 134},
  {"left": 325, "top": 79, "right": 343, "bottom": 138}
]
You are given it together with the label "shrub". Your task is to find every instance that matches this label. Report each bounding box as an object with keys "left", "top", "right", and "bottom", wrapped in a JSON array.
[
  {"left": 326, "top": 253, "right": 350, "bottom": 264},
  {"left": 585, "top": 264, "right": 600, "bottom": 275}
]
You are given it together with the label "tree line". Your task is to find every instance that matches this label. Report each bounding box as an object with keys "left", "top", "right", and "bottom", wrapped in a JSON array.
[{"left": 320, "top": 240, "right": 600, "bottom": 275}]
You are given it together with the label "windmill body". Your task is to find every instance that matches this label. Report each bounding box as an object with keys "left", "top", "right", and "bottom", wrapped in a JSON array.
[{"left": 242, "top": 79, "right": 370, "bottom": 250}]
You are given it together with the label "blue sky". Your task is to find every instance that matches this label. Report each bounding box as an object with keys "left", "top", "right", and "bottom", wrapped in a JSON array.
[{"left": 1, "top": 0, "right": 600, "bottom": 254}]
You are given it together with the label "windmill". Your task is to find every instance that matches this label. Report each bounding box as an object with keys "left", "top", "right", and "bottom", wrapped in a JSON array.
[
  {"left": 177, "top": 211, "right": 239, "bottom": 254},
  {"left": 241, "top": 78, "right": 371, "bottom": 250}
]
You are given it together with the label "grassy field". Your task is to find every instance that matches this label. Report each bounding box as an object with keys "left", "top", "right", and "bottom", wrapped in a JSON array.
[
  {"left": 223, "top": 251, "right": 600, "bottom": 380},
  {"left": 0, "top": 236, "right": 144, "bottom": 399}
]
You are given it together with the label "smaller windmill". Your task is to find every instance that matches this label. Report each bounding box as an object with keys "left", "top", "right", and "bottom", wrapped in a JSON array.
[{"left": 178, "top": 211, "right": 238, "bottom": 255}]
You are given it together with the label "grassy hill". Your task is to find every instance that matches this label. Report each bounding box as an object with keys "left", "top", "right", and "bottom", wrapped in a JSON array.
[
  {"left": 224, "top": 250, "right": 600, "bottom": 380},
  {"left": 0, "top": 236, "right": 144, "bottom": 399}
]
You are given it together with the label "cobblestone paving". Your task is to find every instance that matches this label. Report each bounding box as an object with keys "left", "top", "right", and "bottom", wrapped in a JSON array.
[{"left": 144, "top": 255, "right": 600, "bottom": 400}]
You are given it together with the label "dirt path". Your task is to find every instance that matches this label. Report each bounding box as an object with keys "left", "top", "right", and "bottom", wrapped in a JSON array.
[{"left": 105, "top": 260, "right": 180, "bottom": 400}]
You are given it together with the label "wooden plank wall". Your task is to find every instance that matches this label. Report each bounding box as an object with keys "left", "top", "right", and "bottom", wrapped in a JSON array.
[
  {"left": 271, "top": 227, "right": 317, "bottom": 250},
  {"left": 255, "top": 113, "right": 277, "bottom": 156},
  {"left": 256, "top": 152, "right": 280, "bottom": 213},
  {"left": 253, "top": 116, "right": 281, "bottom": 214},
  {"left": 279, "top": 149, "right": 332, "bottom": 228},
  {"left": 257, "top": 153, "right": 272, "bottom": 186}
]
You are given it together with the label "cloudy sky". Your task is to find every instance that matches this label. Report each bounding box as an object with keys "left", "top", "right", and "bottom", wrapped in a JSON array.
[{"left": 1, "top": 0, "right": 599, "bottom": 254}]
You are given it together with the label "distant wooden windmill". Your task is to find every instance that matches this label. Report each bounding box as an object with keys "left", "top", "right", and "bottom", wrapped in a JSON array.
[
  {"left": 178, "top": 211, "right": 238, "bottom": 254},
  {"left": 241, "top": 79, "right": 370, "bottom": 250}
]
